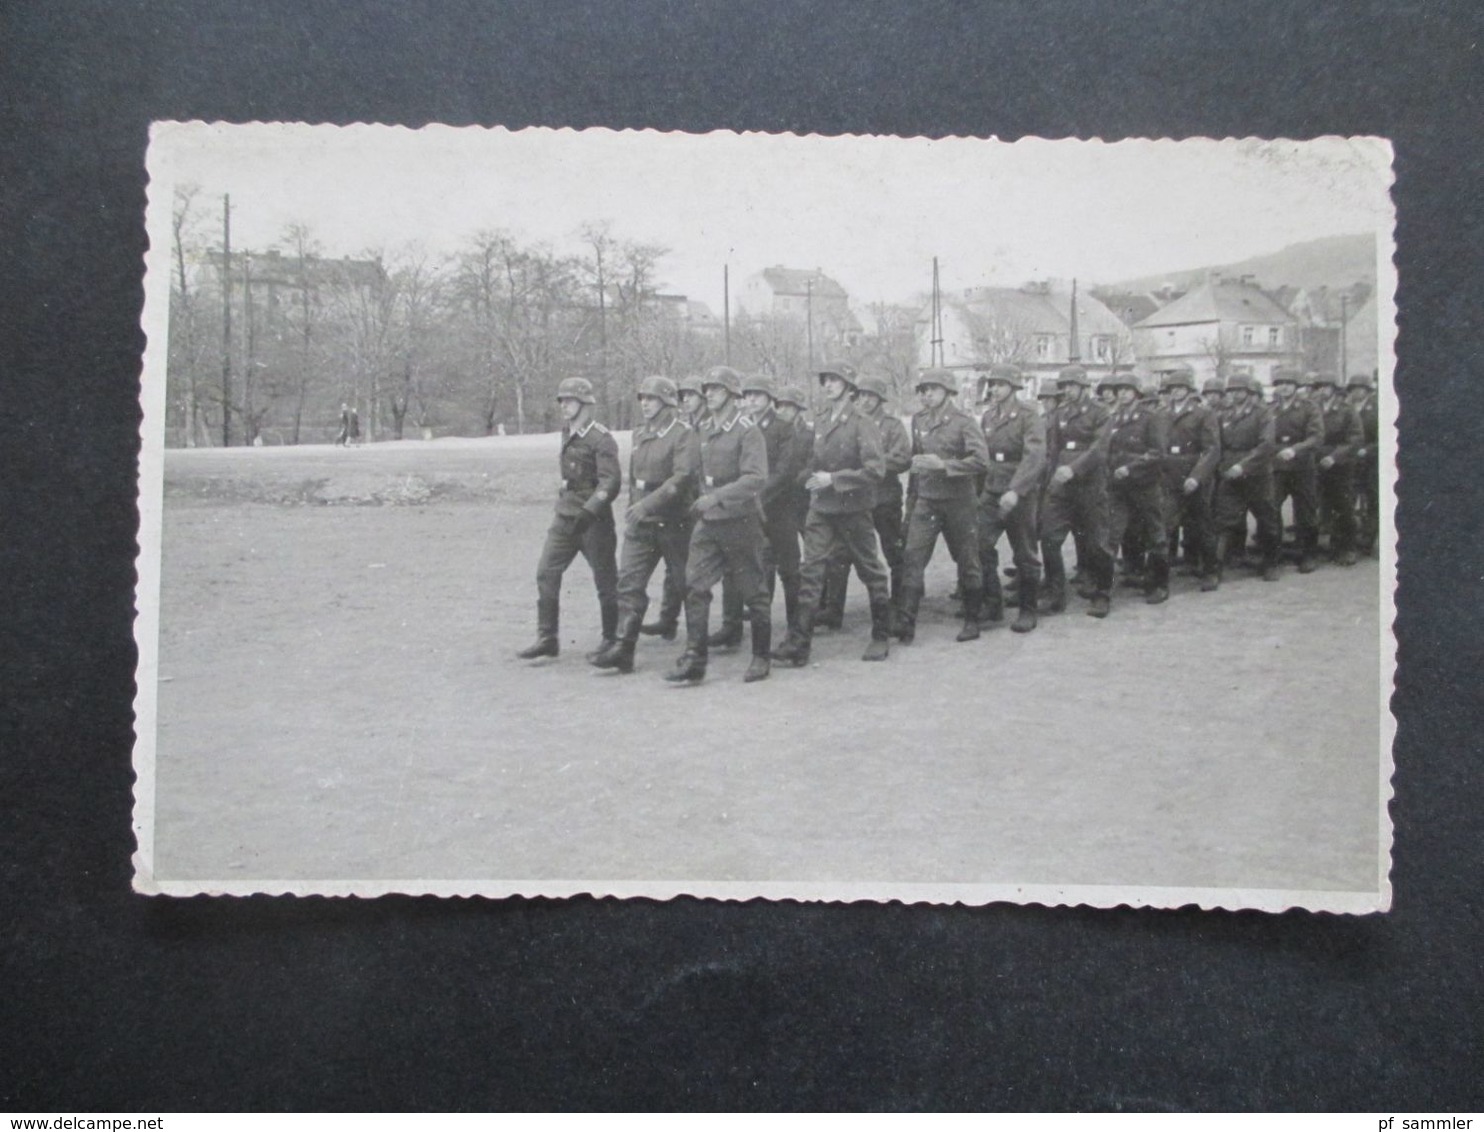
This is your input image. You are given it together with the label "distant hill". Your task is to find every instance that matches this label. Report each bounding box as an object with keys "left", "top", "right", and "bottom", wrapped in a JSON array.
[{"left": 1108, "top": 233, "right": 1378, "bottom": 295}]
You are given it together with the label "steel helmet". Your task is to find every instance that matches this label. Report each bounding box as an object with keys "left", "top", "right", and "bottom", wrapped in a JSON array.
[
  {"left": 1057, "top": 364, "right": 1091, "bottom": 387},
  {"left": 855, "top": 374, "right": 892, "bottom": 401},
  {"left": 983, "top": 363, "right": 1024, "bottom": 390},
  {"left": 741, "top": 374, "right": 777, "bottom": 399},
  {"left": 1346, "top": 373, "right": 1374, "bottom": 390},
  {"left": 776, "top": 385, "right": 809, "bottom": 409},
  {"left": 1227, "top": 372, "right": 1262, "bottom": 396},
  {"left": 915, "top": 367, "right": 959, "bottom": 394},
  {"left": 555, "top": 376, "right": 597, "bottom": 404},
  {"left": 1201, "top": 376, "right": 1226, "bottom": 395},
  {"left": 1161, "top": 365, "right": 1197, "bottom": 391},
  {"left": 1102, "top": 370, "right": 1139, "bottom": 393},
  {"left": 675, "top": 375, "right": 704, "bottom": 398},
  {"left": 702, "top": 365, "right": 745, "bottom": 398},
  {"left": 1309, "top": 371, "right": 1342, "bottom": 389},
  {"left": 636, "top": 374, "right": 679, "bottom": 406},
  {"left": 817, "top": 360, "right": 858, "bottom": 388},
  {"left": 1271, "top": 366, "right": 1303, "bottom": 387}
]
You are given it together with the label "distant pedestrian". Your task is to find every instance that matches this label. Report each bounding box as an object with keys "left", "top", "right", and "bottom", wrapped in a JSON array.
[{"left": 336, "top": 403, "right": 360, "bottom": 447}]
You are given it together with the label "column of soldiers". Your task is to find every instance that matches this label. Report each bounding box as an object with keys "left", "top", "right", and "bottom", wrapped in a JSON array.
[{"left": 517, "top": 362, "right": 1378, "bottom": 683}]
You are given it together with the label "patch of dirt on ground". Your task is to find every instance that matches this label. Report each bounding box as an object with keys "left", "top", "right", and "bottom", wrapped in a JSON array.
[{"left": 146, "top": 440, "right": 1385, "bottom": 896}]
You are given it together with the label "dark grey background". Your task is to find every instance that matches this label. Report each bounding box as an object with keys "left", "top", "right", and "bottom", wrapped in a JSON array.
[{"left": 3, "top": 0, "right": 1480, "bottom": 1111}]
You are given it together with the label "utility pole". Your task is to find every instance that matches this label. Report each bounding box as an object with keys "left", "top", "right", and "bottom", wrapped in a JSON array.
[
  {"left": 242, "top": 251, "right": 255, "bottom": 445},
  {"left": 931, "top": 256, "right": 943, "bottom": 367},
  {"left": 220, "top": 193, "right": 232, "bottom": 447},
  {"left": 1068, "top": 277, "right": 1081, "bottom": 363},
  {"left": 1339, "top": 293, "right": 1349, "bottom": 378},
  {"left": 805, "top": 278, "right": 815, "bottom": 372},
  {"left": 723, "top": 264, "right": 731, "bottom": 364}
]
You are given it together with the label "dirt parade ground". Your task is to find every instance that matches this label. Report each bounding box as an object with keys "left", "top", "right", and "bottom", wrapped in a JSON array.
[{"left": 144, "top": 434, "right": 1385, "bottom": 899}]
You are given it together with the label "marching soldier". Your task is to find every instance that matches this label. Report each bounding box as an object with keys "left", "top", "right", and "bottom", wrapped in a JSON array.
[
  {"left": 1159, "top": 365, "right": 1222, "bottom": 591},
  {"left": 709, "top": 375, "right": 808, "bottom": 647},
  {"left": 591, "top": 376, "right": 698, "bottom": 674},
  {"left": 771, "top": 361, "right": 894, "bottom": 667},
  {"left": 774, "top": 386, "right": 816, "bottom": 542},
  {"left": 1039, "top": 364, "right": 1115, "bottom": 618},
  {"left": 818, "top": 373, "right": 911, "bottom": 630},
  {"left": 1213, "top": 372, "right": 1281, "bottom": 582},
  {"left": 517, "top": 377, "right": 621, "bottom": 660},
  {"left": 1311, "top": 372, "right": 1364, "bottom": 566},
  {"left": 667, "top": 366, "right": 772, "bottom": 685},
  {"left": 1346, "top": 373, "right": 1380, "bottom": 555},
  {"left": 1201, "top": 376, "right": 1226, "bottom": 413},
  {"left": 897, "top": 368, "right": 991, "bottom": 642},
  {"left": 1269, "top": 367, "right": 1324, "bottom": 573},
  {"left": 1104, "top": 372, "right": 1171, "bottom": 605},
  {"left": 640, "top": 374, "right": 706, "bottom": 640},
  {"left": 976, "top": 363, "right": 1046, "bottom": 632}
]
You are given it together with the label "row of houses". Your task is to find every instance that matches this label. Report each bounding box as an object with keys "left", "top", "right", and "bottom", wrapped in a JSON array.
[
  {"left": 191, "top": 249, "right": 1378, "bottom": 394},
  {"left": 732, "top": 264, "right": 1377, "bottom": 391}
]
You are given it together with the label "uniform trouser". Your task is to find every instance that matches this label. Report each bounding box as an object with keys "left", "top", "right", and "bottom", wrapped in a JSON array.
[
  {"left": 1039, "top": 475, "right": 1114, "bottom": 599},
  {"left": 821, "top": 497, "right": 904, "bottom": 617},
  {"left": 650, "top": 515, "right": 694, "bottom": 627},
  {"left": 1109, "top": 479, "right": 1169, "bottom": 586},
  {"left": 1273, "top": 463, "right": 1320, "bottom": 556},
  {"left": 978, "top": 491, "right": 1041, "bottom": 607},
  {"left": 796, "top": 508, "right": 891, "bottom": 641},
  {"left": 721, "top": 505, "right": 801, "bottom": 629},
  {"left": 902, "top": 495, "right": 983, "bottom": 600},
  {"left": 683, "top": 514, "right": 770, "bottom": 658},
  {"left": 1214, "top": 471, "right": 1281, "bottom": 566},
  {"left": 1163, "top": 475, "right": 1218, "bottom": 579},
  {"left": 535, "top": 511, "right": 619, "bottom": 639},
  {"left": 1356, "top": 457, "right": 1379, "bottom": 551},
  {"left": 1318, "top": 463, "right": 1358, "bottom": 555},
  {"left": 614, "top": 517, "right": 691, "bottom": 640}
]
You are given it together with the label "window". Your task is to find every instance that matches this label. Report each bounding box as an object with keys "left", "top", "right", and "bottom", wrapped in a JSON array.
[
  {"left": 1241, "top": 325, "right": 1255, "bottom": 346},
  {"left": 1093, "top": 335, "right": 1112, "bottom": 361},
  {"left": 1035, "top": 334, "right": 1054, "bottom": 360},
  {"left": 1268, "top": 326, "right": 1281, "bottom": 347}
]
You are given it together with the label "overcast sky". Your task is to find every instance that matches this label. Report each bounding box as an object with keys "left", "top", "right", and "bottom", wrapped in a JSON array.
[{"left": 151, "top": 124, "right": 1393, "bottom": 310}]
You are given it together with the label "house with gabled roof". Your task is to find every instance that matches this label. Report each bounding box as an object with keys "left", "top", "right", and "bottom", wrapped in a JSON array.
[
  {"left": 917, "top": 280, "right": 1134, "bottom": 393},
  {"left": 1132, "top": 274, "right": 1300, "bottom": 386},
  {"left": 739, "top": 266, "right": 862, "bottom": 349}
]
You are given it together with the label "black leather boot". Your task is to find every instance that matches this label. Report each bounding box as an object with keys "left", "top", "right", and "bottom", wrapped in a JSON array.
[
  {"left": 895, "top": 588, "right": 922, "bottom": 644},
  {"left": 517, "top": 598, "right": 560, "bottom": 659},
  {"left": 1011, "top": 575, "right": 1039, "bottom": 633},
  {"left": 980, "top": 571, "right": 1004, "bottom": 624},
  {"left": 956, "top": 587, "right": 983, "bottom": 641},
  {"left": 1040, "top": 548, "right": 1067, "bottom": 614},
  {"left": 771, "top": 606, "right": 813, "bottom": 667},
  {"left": 862, "top": 596, "right": 892, "bottom": 661},
  {"left": 591, "top": 612, "right": 639, "bottom": 672},
  {"left": 1144, "top": 556, "right": 1170, "bottom": 605},
  {"left": 744, "top": 613, "right": 771, "bottom": 683},
  {"left": 706, "top": 577, "right": 745, "bottom": 648}
]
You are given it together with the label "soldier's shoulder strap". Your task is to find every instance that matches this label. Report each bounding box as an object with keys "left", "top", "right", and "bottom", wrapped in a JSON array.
[
  {"left": 736, "top": 414, "right": 754, "bottom": 428},
  {"left": 591, "top": 421, "right": 611, "bottom": 435}
]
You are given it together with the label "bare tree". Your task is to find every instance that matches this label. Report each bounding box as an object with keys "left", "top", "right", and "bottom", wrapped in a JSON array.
[
  {"left": 168, "top": 184, "right": 212, "bottom": 445},
  {"left": 281, "top": 222, "right": 324, "bottom": 444}
]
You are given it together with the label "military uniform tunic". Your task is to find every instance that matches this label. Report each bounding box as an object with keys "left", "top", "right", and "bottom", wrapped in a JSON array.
[
  {"left": 1353, "top": 392, "right": 1380, "bottom": 553},
  {"left": 794, "top": 400, "right": 892, "bottom": 637},
  {"left": 682, "top": 405, "right": 771, "bottom": 655},
  {"left": 902, "top": 401, "right": 991, "bottom": 598},
  {"left": 821, "top": 403, "right": 912, "bottom": 621},
  {"left": 720, "top": 406, "right": 807, "bottom": 631},
  {"left": 1039, "top": 396, "right": 1115, "bottom": 598},
  {"left": 613, "top": 410, "right": 699, "bottom": 638},
  {"left": 1271, "top": 397, "right": 1324, "bottom": 556},
  {"left": 1316, "top": 396, "right": 1364, "bottom": 557},
  {"left": 1106, "top": 400, "right": 1171, "bottom": 581},
  {"left": 1161, "top": 398, "right": 1222, "bottom": 580},
  {"left": 535, "top": 417, "right": 622, "bottom": 639},
  {"left": 1214, "top": 399, "right": 1281, "bottom": 566},
  {"left": 977, "top": 396, "right": 1047, "bottom": 591}
]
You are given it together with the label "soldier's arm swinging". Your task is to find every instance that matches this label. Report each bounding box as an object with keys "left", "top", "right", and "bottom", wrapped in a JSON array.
[
  {"left": 826, "top": 414, "right": 886, "bottom": 494},
  {"left": 585, "top": 433, "right": 622, "bottom": 517},
  {"left": 1192, "top": 409, "right": 1222, "bottom": 488}
]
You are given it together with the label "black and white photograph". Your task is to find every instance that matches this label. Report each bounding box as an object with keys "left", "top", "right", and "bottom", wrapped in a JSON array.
[{"left": 133, "top": 124, "right": 1395, "bottom": 911}]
